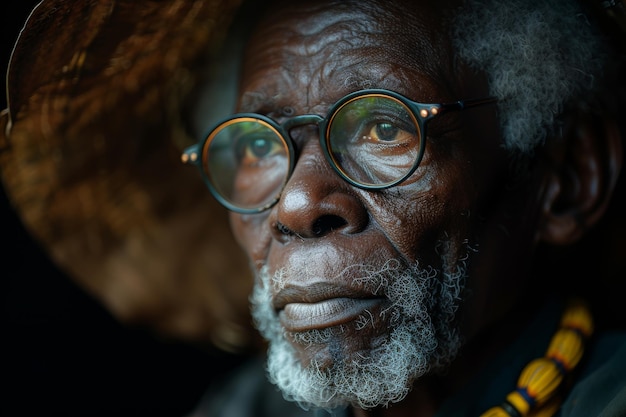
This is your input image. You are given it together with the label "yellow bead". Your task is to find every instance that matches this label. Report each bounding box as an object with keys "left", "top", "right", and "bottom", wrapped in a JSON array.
[
  {"left": 529, "top": 395, "right": 562, "bottom": 417},
  {"left": 517, "top": 358, "right": 563, "bottom": 405},
  {"left": 480, "top": 406, "right": 515, "bottom": 417},
  {"left": 507, "top": 390, "right": 531, "bottom": 416},
  {"left": 560, "top": 298, "right": 593, "bottom": 337},
  {"left": 546, "top": 328, "right": 584, "bottom": 371}
]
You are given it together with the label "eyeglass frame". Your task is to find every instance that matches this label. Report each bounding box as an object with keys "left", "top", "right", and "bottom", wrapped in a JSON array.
[{"left": 182, "top": 88, "right": 498, "bottom": 214}]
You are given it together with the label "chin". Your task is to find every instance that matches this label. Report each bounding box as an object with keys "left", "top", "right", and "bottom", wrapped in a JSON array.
[{"left": 284, "top": 306, "right": 396, "bottom": 370}]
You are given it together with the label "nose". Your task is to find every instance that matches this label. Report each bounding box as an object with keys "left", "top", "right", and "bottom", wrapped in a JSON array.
[{"left": 268, "top": 138, "right": 369, "bottom": 241}]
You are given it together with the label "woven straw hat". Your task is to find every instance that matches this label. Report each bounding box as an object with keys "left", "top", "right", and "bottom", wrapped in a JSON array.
[
  {"left": 0, "top": 0, "right": 259, "bottom": 352},
  {"left": 1, "top": 0, "right": 625, "bottom": 352}
]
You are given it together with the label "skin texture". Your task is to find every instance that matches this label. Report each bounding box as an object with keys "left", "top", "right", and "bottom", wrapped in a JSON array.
[{"left": 227, "top": 0, "right": 622, "bottom": 415}]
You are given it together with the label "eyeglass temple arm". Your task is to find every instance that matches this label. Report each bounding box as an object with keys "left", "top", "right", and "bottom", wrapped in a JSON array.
[{"left": 439, "top": 96, "right": 498, "bottom": 113}]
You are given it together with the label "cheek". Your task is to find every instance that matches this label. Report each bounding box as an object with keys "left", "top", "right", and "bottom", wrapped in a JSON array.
[
  {"left": 365, "top": 163, "right": 477, "bottom": 264},
  {"left": 229, "top": 212, "right": 272, "bottom": 266}
]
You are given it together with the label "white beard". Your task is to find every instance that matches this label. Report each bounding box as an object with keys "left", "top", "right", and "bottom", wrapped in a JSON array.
[{"left": 250, "top": 242, "right": 469, "bottom": 411}]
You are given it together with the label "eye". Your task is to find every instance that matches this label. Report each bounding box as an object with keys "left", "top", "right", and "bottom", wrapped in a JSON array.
[
  {"left": 361, "top": 118, "right": 415, "bottom": 146},
  {"left": 245, "top": 137, "right": 273, "bottom": 158},
  {"left": 371, "top": 122, "right": 400, "bottom": 142},
  {"left": 236, "top": 134, "right": 284, "bottom": 166}
]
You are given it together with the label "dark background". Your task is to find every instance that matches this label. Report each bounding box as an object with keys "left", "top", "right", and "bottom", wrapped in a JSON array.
[{"left": 1, "top": 3, "right": 243, "bottom": 417}]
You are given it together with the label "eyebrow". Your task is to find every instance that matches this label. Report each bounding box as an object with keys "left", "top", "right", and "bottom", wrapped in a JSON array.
[{"left": 342, "top": 72, "right": 378, "bottom": 91}]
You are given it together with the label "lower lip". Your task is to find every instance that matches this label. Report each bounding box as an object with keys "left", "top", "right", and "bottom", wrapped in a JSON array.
[{"left": 279, "top": 298, "right": 384, "bottom": 332}]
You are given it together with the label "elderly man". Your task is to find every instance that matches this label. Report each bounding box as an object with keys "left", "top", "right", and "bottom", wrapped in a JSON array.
[
  {"left": 181, "top": 0, "right": 626, "bottom": 416},
  {"left": 1, "top": 0, "right": 624, "bottom": 415}
]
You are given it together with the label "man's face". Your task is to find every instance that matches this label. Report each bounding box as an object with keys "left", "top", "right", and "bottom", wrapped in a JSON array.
[{"left": 229, "top": 0, "right": 539, "bottom": 410}]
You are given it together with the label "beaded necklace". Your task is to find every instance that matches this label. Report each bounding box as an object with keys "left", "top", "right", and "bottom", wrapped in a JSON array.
[{"left": 479, "top": 298, "right": 593, "bottom": 417}]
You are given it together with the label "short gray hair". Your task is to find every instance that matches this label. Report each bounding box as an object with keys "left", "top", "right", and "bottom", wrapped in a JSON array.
[{"left": 453, "top": 0, "right": 612, "bottom": 153}]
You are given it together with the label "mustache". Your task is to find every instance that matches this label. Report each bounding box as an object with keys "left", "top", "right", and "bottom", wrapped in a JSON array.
[
  {"left": 266, "top": 258, "right": 404, "bottom": 292},
  {"left": 251, "top": 254, "right": 462, "bottom": 335}
]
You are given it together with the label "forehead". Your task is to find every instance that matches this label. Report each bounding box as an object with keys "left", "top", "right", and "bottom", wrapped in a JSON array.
[{"left": 238, "top": 0, "right": 461, "bottom": 112}]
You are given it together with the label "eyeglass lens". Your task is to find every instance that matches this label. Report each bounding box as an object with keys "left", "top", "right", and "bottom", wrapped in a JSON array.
[
  {"left": 203, "top": 95, "right": 422, "bottom": 211},
  {"left": 205, "top": 118, "right": 291, "bottom": 211},
  {"left": 326, "top": 94, "right": 421, "bottom": 187}
]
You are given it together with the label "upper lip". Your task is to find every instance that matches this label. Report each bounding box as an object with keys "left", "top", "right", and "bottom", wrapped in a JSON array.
[{"left": 273, "top": 282, "right": 382, "bottom": 312}]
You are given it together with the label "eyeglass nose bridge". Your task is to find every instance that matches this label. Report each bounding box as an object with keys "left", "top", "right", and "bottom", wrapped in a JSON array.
[
  {"left": 277, "top": 112, "right": 333, "bottom": 180},
  {"left": 281, "top": 114, "right": 325, "bottom": 134}
]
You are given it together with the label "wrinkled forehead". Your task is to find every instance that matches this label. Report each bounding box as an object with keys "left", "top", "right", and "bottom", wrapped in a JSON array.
[{"left": 239, "top": 0, "right": 463, "bottom": 108}]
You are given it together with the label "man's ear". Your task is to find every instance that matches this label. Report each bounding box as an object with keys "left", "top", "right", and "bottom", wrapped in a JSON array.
[{"left": 537, "top": 111, "right": 623, "bottom": 245}]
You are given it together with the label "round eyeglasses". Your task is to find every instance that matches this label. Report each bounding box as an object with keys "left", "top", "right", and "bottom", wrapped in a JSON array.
[{"left": 182, "top": 89, "right": 497, "bottom": 214}]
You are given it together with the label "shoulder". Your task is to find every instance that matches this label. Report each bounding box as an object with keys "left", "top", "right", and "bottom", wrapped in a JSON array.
[{"left": 561, "top": 330, "right": 626, "bottom": 417}]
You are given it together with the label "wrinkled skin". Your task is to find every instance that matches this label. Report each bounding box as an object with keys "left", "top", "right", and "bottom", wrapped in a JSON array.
[{"left": 229, "top": 0, "right": 561, "bottom": 415}]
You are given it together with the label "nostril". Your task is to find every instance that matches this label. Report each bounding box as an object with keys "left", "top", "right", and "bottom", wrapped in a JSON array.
[
  {"left": 276, "top": 222, "right": 295, "bottom": 237},
  {"left": 311, "top": 215, "right": 348, "bottom": 237}
]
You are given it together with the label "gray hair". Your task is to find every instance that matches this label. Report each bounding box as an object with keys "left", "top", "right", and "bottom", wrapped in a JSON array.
[{"left": 453, "top": 0, "right": 612, "bottom": 153}]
